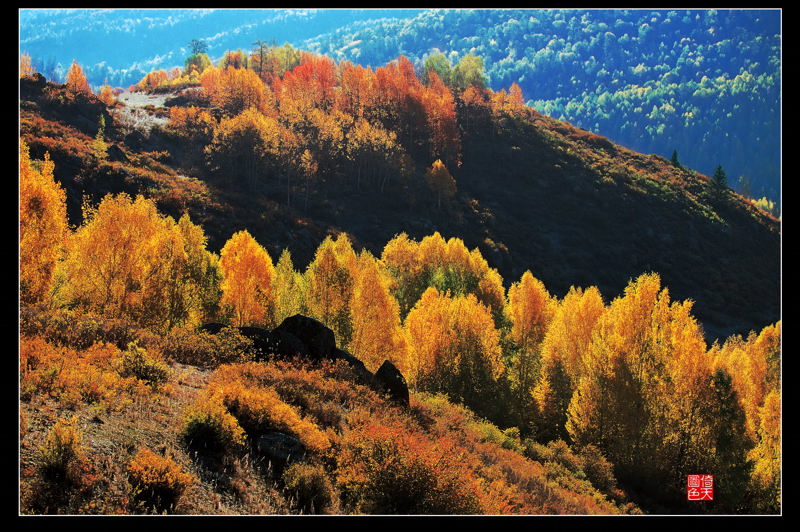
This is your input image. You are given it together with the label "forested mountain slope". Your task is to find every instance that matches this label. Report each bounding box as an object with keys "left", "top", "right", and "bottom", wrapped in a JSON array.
[
  {"left": 21, "top": 9, "right": 781, "bottom": 206},
  {"left": 301, "top": 9, "right": 781, "bottom": 206},
  {"left": 19, "top": 41, "right": 781, "bottom": 515},
  {"left": 20, "top": 55, "right": 780, "bottom": 343}
]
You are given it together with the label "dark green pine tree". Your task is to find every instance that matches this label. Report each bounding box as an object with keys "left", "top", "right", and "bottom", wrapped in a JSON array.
[
  {"left": 713, "top": 164, "right": 728, "bottom": 189},
  {"left": 707, "top": 369, "right": 754, "bottom": 513},
  {"left": 670, "top": 149, "right": 681, "bottom": 168}
]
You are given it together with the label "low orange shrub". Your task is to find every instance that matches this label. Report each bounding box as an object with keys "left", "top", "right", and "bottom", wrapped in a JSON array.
[{"left": 127, "top": 448, "right": 196, "bottom": 513}]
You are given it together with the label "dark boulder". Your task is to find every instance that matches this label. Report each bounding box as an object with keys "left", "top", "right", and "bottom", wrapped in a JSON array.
[
  {"left": 199, "top": 322, "right": 226, "bottom": 335},
  {"left": 267, "top": 329, "right": 311, "bottom": 360},
  {"left": 235, "top": 326, "right": 274, "bottom": 361},
  {"left": 256, "top": 432, "right": 306, "bottom": 471},
  {"left": 106, "top": 143, "right": 130, "bottom": 164},
  {"left": 273, "top": 315, "right": 336, "bottom": 361},
  {"left": 374, "top": 360, "right": 409, "bottom": 407},
  {"left": 331, "top": 347, "right": 374, "bottom": 384}
]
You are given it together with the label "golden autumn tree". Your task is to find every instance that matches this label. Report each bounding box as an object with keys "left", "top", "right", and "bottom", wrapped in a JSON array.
[
  {"left": 533, "top": 286, "right": 605, "bottom": 442},
  {"left": 713, "top": 320, "right": 781, "bottom": 511},
  {"left": 503, "top": 270, "right": 557, "bottom": 429},
  {"left": 200, "top": 65, "right": 274, "bottom": 117},
  {"left": 381, "top": 232, "right": 504, "bottom": 322},
  {"left": 349, "top": 251, "right": 409, "bottom": 374},
  {"left": 273, "top": 248, "right": 306, "bottom": 325},
  {"left": 713, "top": 322, "right": 781, "bottom": 439},
  {"left": 61, "top": 194, "right": 214, "bottom": 330},
  {"left": 205, "top": 108, "right": 294, "bottom": 189},
  {"left": 19, "top": 140, "right": 68, "bottom": 304},
  {"left": 175, "top": 214, "right": 223, "bottom": 326},
  {"left": 404, "top": 287, "right": 505, "bottom": 419},
  {"left": 20, "top": 52, "right": 35, "bottom": 78},
  {"left": 490, "top": 82, "right": 527, "bottom": 118},
  {"left": 424, "top": 159, "right": 456, "bottom": 210},
  {"left": 65, "top": 60, "right": 91, "bottom": 99},
  {"left": 168, "top": 105, "right": 215, "bottom": 144},
  {"left": 564, "top": 273, "right": 738, "bottom": 505},
  {"left": 304, "top": 234, "right": 358, "bottom": 346},
  {"left": 218, "top": 230, "right": 277, "bottom": 328},
  {"left": 97, "top": 83, "right": 117, "bottom": 107},
  {"left": 747, "top": 389, "right": 780, "bottom": 512},
  {"left": 702, "top": 367, "right": 755, "bottom": 512},
  {"left": 508, "top": 83, "right": 526, "bottom": 110}
]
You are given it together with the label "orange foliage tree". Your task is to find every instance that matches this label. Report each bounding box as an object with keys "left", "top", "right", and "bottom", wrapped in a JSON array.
[
  {"left": 97, "top": 83, "right": 117, "bottom": 107},
  {"left": 218, "top": 229, "right": 277, "bottom": 327},
  {"left": 424, "top": 159, "right": 457, "bottom": 210},
  {"left": 304, "top": 234, "right": 359, "bottom": 346},
  {"left": 65, "top": 60, "right": 91, "bottom": 99},
  {"left": 421, "top": 72, "right": 461, "bottom": 167},
  {"left": 278, "top": 52, "right": 337, "bottom": 112},
  {"left": 373, "top": 56, "right": 426, "bottom": 146},
  {"left": 404, "top": 287, "right": 505, "bottom": 418},
  {"left": 61, "top": 194, "right": 216, "bottom": 330},
  {"left": 533, "top": 286, "right": 605, "bottom": 441},
  {"left": 336, "top": 61, "right": 378, "bottom": 119},
  {"left": 19, "top": 140, "right": 69, "bottom": 304},
  {"left": 565, "top": 273, "right": 751, "bottom": 508},
  {"left": 349, "top": 251, "right": 409, "bottom": 374},
  {"left": 491, "top": 82, "right": 527, "bottom": 116},
  {"left": 135, "top": 70, "right": 169, "bottom": 92},
  {"left": 458, "top": 85, "right": 493, "bottom": 133},
  {"left": 503, "top": 270, "right": 557, "bottom": 428}
]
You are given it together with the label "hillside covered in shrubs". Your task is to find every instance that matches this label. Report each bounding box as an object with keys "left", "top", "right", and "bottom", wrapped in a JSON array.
[{"left": 19, "top": 38, "right": 780, "bottom": 515}]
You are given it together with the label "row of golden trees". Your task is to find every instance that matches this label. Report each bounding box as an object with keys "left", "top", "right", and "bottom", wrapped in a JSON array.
[
  {"left": 149, "top": 46, "right": 528, "bottom": 207},
  {"left": 20, "top": 138, "right": 779, "bottom": 512},
  {"left": 21, "top": 47, "right": 527, "bottom": 212}
]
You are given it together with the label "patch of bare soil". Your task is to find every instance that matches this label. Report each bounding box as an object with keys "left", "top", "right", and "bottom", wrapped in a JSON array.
[{"left": 114, "top": 91, "right": 170, "bottom": 132}]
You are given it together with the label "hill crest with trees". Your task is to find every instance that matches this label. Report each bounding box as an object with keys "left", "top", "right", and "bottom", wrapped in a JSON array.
[{"left": 18, "top": 40, "right": 780, "bottom": 515}]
